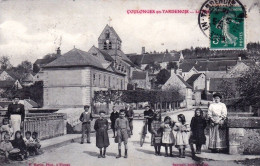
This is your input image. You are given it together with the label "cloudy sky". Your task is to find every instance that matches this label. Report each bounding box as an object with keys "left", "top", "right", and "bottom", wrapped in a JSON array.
[{"left": 0, "top": 0, "right": 259, "bottom": 66}]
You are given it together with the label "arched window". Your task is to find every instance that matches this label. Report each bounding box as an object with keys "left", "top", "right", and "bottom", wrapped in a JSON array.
[
  {"left": 108, "top": 42, "right": 112, "bottom": 49},
  {"left": 103, "top": 42, "right": 107, "bottom": 50}
]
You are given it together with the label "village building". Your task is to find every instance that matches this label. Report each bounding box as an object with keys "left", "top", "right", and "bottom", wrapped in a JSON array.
[
  {"left": 130, "top": 71, "right": 151, "bottom": 90},
  {"left": 127, "top": 48, "right": 183, "bottom": 70},
  {"left": 162, "top": 70, "right": 193, "bottom": 108},
  {"left": 42, "top": 25, "right": 135, "bottom": 108}
]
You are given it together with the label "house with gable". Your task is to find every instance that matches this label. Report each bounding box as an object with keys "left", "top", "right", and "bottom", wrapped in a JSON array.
[
  {"left": 130, "top": 71, "right": 150, "bottom": 90},
  {"left": 162, "top": 70, "right": 193, "bottom": 108}
]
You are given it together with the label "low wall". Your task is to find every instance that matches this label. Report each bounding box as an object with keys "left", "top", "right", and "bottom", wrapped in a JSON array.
[{"left": 228, "top": 116, "right": 260, "bottom": 155}]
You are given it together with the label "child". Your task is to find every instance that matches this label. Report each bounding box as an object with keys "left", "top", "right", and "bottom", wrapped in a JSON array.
[
  {"left": 0, "top": 118, "right": 13, "bottom": 141},
  {"left": 161, "top": 116, "right": 175, "bottom": 157},
  {"left": 110, "top": 106, "right": 119, "bottom": 138},
  {"left": 115, "top": 109, "right": 130, "bottom": 158},
  {"left": 151, "top": 113, "right": 163, "bottom": 156},
  {"left": 0, "top": 133, "right": 13, "bottom": 163},
  {"left": 190, "top": 108, "right": 207, "bottom": 154},
  {"left": 94, "top": 111, "right": 110, "bottom": 158},
  {"left": 79, "top": 105, "right": 93, "bottom": 144},
  {"left": 11, "top": 131, "right": 28, "bottom": 160},
  {"left": 174, "top": 114, "right": 190, "bottom": 158},
  {"left": 23, "top": 131, "right": 35, "bottom": 156},
  {"left": 32, "top": 132, "right": 41, "bottom": 155}
]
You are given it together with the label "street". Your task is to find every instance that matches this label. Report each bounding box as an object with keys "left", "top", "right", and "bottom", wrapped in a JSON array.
[{"left": 1, "top": 110, "right": 244, "bottom": 166}]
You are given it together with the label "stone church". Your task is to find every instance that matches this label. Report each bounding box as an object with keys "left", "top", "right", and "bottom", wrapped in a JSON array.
[{"left": 43, "top": 25, "right": 135, "bottom": 108}]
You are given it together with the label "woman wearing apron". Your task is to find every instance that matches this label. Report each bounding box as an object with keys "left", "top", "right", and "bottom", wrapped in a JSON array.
[{"left": 7, "top": 97, "right": 25, "bottom": 140}]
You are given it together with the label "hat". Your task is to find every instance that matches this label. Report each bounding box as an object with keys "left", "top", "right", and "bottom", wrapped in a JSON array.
[
  {"left": 144, "top": 105, "right": 150, "bottom": 108},
  {"left": 213, "top": 93, "right": 222, "bottom": 99},
  {"left": 84, "top": 105, "right": 90, "bottom": 109}
]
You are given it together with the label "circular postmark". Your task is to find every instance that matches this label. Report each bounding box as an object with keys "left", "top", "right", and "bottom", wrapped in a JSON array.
[{"left": 198, "top": 0, "right": 246, "bottom": 37}]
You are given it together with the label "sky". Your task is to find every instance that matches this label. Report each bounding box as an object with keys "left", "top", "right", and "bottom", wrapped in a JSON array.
[{"left": 0, "top": 0, "right": 259, "bottom": 66}]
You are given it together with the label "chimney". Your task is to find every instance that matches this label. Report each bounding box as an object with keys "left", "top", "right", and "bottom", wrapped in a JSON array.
[
  {"left": 166, "top": 49, "right": 168, "bottom": 53},
  {"left": 57, "top": 47, "right": 61, "bottom": 55},
  {"left": 142, "top": 47, "right": 145, "bottom": 54}
]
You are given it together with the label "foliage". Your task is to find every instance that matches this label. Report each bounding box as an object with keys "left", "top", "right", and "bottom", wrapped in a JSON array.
[
  {"left": 218, "top": 79, "right": 236, "bottom": 99},
  {"left": 166, "top": 61, "right": 178, "bottom": 70},
  {"left": 0, "top": 56, "right": 12, "bottom": 70},
  {"left": 236, "top": 65, "right": 260, "bottom": 106},
  {"left": 16, "top": 60, "right": 32, "bottom": 73},
  {"left": 155, "top": 69, "right": 170, "bottom": 85},
  {"left": 93, "top": 90, "right": 184, "bottom": 104}
]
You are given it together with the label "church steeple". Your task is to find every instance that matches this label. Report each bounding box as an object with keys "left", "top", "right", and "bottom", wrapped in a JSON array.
[{"left": 98, "top": 24, "right": 122, "bottom": 51}]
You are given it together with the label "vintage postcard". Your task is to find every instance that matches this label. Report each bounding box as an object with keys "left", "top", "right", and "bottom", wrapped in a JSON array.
[{"left": 0, "top": 0, "right": 260, "bottom": 166}]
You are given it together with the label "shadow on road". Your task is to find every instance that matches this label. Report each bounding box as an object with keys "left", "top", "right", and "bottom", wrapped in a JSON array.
[{"left": 83, "top": 151, "right": 117, "bottom": 157}]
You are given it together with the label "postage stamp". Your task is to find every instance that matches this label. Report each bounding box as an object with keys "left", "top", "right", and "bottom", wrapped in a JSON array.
[{"left": 210, "top": 6, "right": 245, "bottom": 50}]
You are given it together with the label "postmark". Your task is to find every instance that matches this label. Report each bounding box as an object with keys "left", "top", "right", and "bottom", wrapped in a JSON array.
[
  {"left": 198, "top": 0, "right": 246, "bottom": 38},
  {"left": 210, "top": 6, "right": 245, "bottom": 49}
]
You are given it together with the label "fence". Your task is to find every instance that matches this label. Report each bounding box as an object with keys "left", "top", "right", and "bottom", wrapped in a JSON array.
[{"left": 24, "top": 113, "right": 66, "bottom": 140}]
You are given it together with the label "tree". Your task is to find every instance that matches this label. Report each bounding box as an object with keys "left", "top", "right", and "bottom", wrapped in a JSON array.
[
  {"left": 166, "top": 61, "right": 178, "bottom": 70},
  {"left": 17, "top": 60, "right": 32, "bottom": 73},
  {"left": 144, "top": 62, "right": 161, "bottom": 73},
  {"left": 155, "top": 69, "right": 170, "bottom": 85},
  {"left": 236, "top": 65, "right": 260, "bottom": 106},
  {"left": 0, "top": 56, "right": 12, "bottom": 70}
]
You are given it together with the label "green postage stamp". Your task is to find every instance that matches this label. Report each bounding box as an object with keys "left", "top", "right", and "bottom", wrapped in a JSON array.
[{"left": 210, "top": 6, "right": 245, "bottom": 50}]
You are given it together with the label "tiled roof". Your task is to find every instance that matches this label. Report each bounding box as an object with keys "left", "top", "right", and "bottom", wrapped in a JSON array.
[
  {"left": 0, "top": 80, "right": 16, "bottom": 88},
  {"left": 128, "top": 53, "right": 180, "bottom": 66},
  {"left": 44, "top": 48, "right": 106, "bottom": 69},
  {"left": 105, "top": 49, "right": 134, "bottom": 65},
  {"left": 180, "top": 60, "right": 240, "bottom": 72},
  {"left": 186, "top": 73, "right": 203, "bottom": 86},
  {"left": 43, "top": 48, "right": 125, "bottom": 75},
  {"left": 98, "top": 24, "right": 122, "bottom": 42},
  {"left": 177, "top": 75, "right": 192, "bottom": 89},
  {"left": 132, "top": 71, "right": 147, "bottom": 80}
]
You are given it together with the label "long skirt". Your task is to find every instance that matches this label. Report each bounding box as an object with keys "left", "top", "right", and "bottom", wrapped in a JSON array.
[
  {"left": 208, "top": 124, "right": 227, "bottom": 150},
  {"left": 10, "top": 115, "right": 22, "bottom": 140}
]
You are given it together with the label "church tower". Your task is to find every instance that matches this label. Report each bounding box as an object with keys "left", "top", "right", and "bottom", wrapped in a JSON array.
[{"left": 98, "top": 24, "right": 122, "bottom": 51}]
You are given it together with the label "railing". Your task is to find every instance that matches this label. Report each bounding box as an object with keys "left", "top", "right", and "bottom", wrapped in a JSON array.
[{"left": 24, "top": 113, "right": 67, "bottom": 140}]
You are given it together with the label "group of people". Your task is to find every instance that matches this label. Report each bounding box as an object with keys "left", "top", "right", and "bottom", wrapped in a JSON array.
[
  {"left": 79, "top": 105, "right": 132, "bottom": 158},
  {"left": 0, "top": 97, "right": 42, "bottom": 163},
  {"left": 0, "top": 119, "right": 42, "bottom": 163},
  {"left": 79, "top": 92, "right": 228, "bottom": 159}
]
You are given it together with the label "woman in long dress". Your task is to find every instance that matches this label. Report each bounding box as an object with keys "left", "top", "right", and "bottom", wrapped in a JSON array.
[
  {"left": 7, "top": 97, "right": 25, "bottom": 140},
  {"left": 208, "top": 93, "right": 228, "bottom": 152}
]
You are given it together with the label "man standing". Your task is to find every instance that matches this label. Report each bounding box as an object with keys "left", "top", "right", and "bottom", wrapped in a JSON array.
[
  {"left": 126, "top": 105, "right": 134, "bottom": 135},
  {"left": 110, "top": 106, "right": 119, "bottom": 138},
  {"left": 79, "top": 105, "right": 93, "bottom": 144},
  {"left": 143, "top": 105, "right": 154, "bottom": 133},
  {"left": 7, "top": 97, "right": 25, "bottom": 140}
]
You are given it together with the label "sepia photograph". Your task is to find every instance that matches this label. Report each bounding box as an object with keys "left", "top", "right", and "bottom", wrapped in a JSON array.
[{"left": 0, "top": 0, "right": 260, "bottom": 166}]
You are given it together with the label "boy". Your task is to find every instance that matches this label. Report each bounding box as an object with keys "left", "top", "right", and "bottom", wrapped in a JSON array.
[
  {"left": 79, "top": 105, "right": 93, "bottom": 144},
  {"left": 32, "top": 132, "right": 41, "bottom": 155},
  {"left": 110, "top": 106, "right": 119, "bottom": 138},
  {"left": 0, "top": 118, "right": 14, "bottom": 140},
  {"left": 24, "top": 131, "right": 35, "bottom": 156},
  {"left": 0, "top": 133, "right": 13, "bottom": 163},
  {"left": 115, "top": 110, "right": 130, "bottom": 158}
]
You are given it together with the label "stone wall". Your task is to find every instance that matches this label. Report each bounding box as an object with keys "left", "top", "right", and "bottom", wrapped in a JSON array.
[{"left": 228, "top": 116, "right": 260, "bottom": 155}]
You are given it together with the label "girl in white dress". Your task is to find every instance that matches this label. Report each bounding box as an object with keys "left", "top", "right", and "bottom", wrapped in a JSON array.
[
  {"left": 174, "top": 114, "right": 190, "bottom": 158},
  {"left": 161, "top": 116, "right": 175, "bottom": 157}
]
